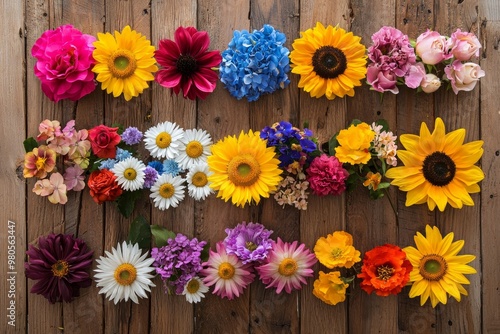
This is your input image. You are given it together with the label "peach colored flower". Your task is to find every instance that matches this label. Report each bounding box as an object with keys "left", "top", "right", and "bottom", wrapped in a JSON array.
[
  {"left": 47, "top": 173, "right": 68, "bottom": 204},
  {"left": 23, "top": 145, "right": 57, "bottom": 179}
]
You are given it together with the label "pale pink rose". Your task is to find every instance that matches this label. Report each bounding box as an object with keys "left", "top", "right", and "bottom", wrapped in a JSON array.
[
  {"left": 420, "top": 73, "right": 441, "bottom": 93},
  {"left": 444, "top": 60, "right": 485, "bottom": 94},
  {"left": 367, "top": 65, "right": 399, "bottom": 94},
  {"left": 405, "top": 62, "right": 426, "bottom": 89},
  {"left": 47, "top": 173, "right": 68, "bottom": 204},
  {"left": 415, "top": 30, "right": 452, "bottom": 65},
  {"left": 450, "top": 29, "right": 481, "bottom": 61},
  {"left": 31, "top": 25, "right": 96, "bottom": 102}
]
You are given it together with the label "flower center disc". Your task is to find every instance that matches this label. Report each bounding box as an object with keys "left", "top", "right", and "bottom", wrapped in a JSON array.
[
  {"left": 156, "top": 132, "right": 172, "bottom": 149},
  {"left": 312, "top": 45, "right": 347, "bottom": 79},
  {"left": 36, "top": 156, "right": 48, "bottom": 171},
  {"left": 186, "top": 278, "right": 200, "bottom": 294},
  {"left": 278, "top": 258, "right": 298, "bottom": 277},
  {"left": 422, "top": 152, "right": 456, "bottom": 186},
  {"left": 51, "top": 260, "right": 69, "bottom": 278},
  {"left": 218, "top": 262, "right": 235, "bottom": 280},
  {"left": 377, "top": 264, "right": 395, "bottom": 281},
  {"left": 331, "top": 247, "right": 343, "bottom": 259},
  {"left": 245, "top": 241, "right": 257, "bottom": 251},
  {"left": 186, "top": 141, "right": 204, "bottom": 158},
  {"left": 419, "top": 254, "right": 448, "bottom": 281},
  {"left": 159, "top": 183, "right": 175, "bottom": 198},
  {"left": 176, "top": 54, "right": 197, "bottom": 76},
  {"left": 192, "top": 172, "right": 208, "bottom": 187},
  {"left": 114, "top": 263, "right": 137, "bottom": 286},
  {"left": 124, "top": 168, "right": 137, "bottom": 180},
  {"left": 109, "top": 50, "right": 137, "bottom": 78},
  {"left": 227, "top": 154, "right": 261, "bottom": 187}
]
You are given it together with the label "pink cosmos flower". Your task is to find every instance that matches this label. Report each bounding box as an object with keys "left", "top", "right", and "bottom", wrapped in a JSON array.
[
  {"left": 415, "top": 30, "right": 452, "bottom": 65},
  {"left": 64, "top": 165, "right": 86, "bottom": 191},
  {"left": 31, "top": 25, "right": 96, "bottom": 102},
  {"left": 201, "top": 242, "right": 254, "bottom": 300},
  {"left": 450, "top": 29, "right": 481, "bottom": 61},
  {"left": 306, "top": 154, "right": 349, "bottom": 196},
  {"left": 444, "top": 60, "right": 485, "bottom": 94},
  {"left": 155, "top": 26, "right": 222, "bottom": 100},
  {"left": 256, "top": 238, "right": 317, "bottom": 294}
]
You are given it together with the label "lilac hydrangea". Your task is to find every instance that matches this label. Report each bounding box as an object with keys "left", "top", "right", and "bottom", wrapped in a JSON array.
[
  {"left": 151, "top": 233, "right": 207, "bottom": 295},
  {"left": 223, "top": 222, "right": 274, "bottom": 264},
  {"left": 121, "top": 126, "right": 143, "bottom": 145},
  {"left": 219, "top": 24, "right": 290, "bottom": 102},
  {"left": 143, "top": 166, "right": 159, "bottom": 189}
]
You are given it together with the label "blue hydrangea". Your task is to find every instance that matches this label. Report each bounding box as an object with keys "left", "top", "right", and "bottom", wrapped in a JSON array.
[
  {"left": 121, "top": 126, "right": 143, "bottom": 145},
  {"left": 148, "top": 160, "right": 164, "bottom": 174},
  {"left": 115, "top": 147, "right": 132, "bottom": 161},
  {"left": 219, "top": 24, "right": 290, "bottom": 102},
  {"left": 98, "top": 159, "right": 117, "bottom": 170},
  {"left": 162, "top": 159, "right": 182, "bottom": 176}
]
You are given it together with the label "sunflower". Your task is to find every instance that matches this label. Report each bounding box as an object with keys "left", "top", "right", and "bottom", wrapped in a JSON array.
[
  {"left": 403, "top": 225, "right": 477, "bottom": 308},
  {"left": 92, "top": 25, "right": 158, "bottom": 101},
  {"left": 385, "top": 117, "right": 484, "bottom": 211},
  {"left": 207, "top": 130, "right": 282, "bottom": 207},
  {"left": 290, "top": 22, "right": 367, "bottom": 100}
]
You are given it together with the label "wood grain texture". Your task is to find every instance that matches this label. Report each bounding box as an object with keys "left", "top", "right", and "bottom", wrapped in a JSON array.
[{"left": 3, "top": 0, "right": 497, "bottom": 333}]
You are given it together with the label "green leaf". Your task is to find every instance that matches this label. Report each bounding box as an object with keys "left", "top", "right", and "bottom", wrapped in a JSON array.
[
  {"left": 116, "top": 190, "right": 143, "bottom": 218},
  {"left": 375, "top": 119, "right": 389, "bottom": 132},
  {"left": 369, "top": 189, "right": 385, "bottom": 200},
  {"left": 201, "top": 242, "right": 211, "bottom": 262},
  {"left": 302, "top": 120, "right": 310, "bottom": 129},
  {"left": 127, "top": 215, "right": 151, "bottom": 250},
  {"left": 150, "top": 225, "right": 176, "bottom": 247},
  {"left": 350, "top": 119, "right": 362, "bottom": 126},
  {"left": 377, "top": 182, "right": 391, "bottom": 190},
  {"left": 23, "top": 137, "right": 38, "bottom": 153},
  {"left": 327, "top": 133, "right": 339, "bottom": 156}
]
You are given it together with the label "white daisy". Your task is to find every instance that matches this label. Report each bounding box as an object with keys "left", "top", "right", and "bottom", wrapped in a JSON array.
[
  {"left": 111, "top": 157, "right": 146, "bottom": 191},
  {"left": 175, "top": 128, "right": 212, "bottom": 169},
  {"left": 94, "top": 241, "right": 156, "bottom": 304},
  {"left": 144, "top": 121, "right": 184, "bottom": 159},
  {"left": 150, "top": 173, "right": 185, "bottom": 210},
  {"left": 186, "top": 162, "right": 213, "bottom": 201},
  {"left": 182, "top": 277, "right": 209, "bottom": 304}
]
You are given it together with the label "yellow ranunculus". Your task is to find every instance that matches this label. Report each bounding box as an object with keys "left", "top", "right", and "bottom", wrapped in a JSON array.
[
  {"left": 313, "top": 271, "right": 348, "bottom": 305},
  {"left": 334, "top": 122, "right": 375, "bottom": 165},
  {"left": 314, "top": 231, "right": 361, "bottom": 269}
]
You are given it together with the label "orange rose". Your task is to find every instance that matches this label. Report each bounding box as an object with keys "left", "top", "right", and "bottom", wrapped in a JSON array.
[{"left": 87, "top": 169, "right": 122, "bottom": 204}]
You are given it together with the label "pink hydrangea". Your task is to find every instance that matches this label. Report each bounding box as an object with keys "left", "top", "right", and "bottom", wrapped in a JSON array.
[
  {"left": 31, "top": 25, "right": 96, "bottom": 102},
  {"left": 306, "top": 154, "right": 349, "bottom": 196}
]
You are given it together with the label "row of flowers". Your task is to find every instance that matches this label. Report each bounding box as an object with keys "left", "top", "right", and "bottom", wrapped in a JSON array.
[
  {"left": 26, "top": 222, "right": 477, "bottom": 309},
  {"left": 32, "top": 22, "right": 484, "bottom": 103},
  {"left": 23, "top": 116, "right": 484, "bottom": 215}
]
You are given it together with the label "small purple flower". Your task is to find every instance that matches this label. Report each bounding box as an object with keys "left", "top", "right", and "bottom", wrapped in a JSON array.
[
  {"left": 143, "top": 166, "right": 159, "bottom": 189},
  {"left": 224, "top": 221, "right": 274, "bottom": 264},
  {"left": 151, "top": 233, "right": 207, "bottom": 295},
  {"left": 121, "top": 126, "right": 143, "bottom": 145}
]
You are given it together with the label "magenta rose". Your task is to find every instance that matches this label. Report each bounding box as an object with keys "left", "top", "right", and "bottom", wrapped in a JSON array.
[
  {"left": 366, "top": 65, "right": 398, "bottom": 94},
  {"left": 450, "top": 29, "right": 481, "bottom": 61},
  {"left": 444, "top": 60, "right": 485, "bottom": 95},
  {"left": 306, "top": 154, "right": 349, "bottom": 196},
  {"left": 415, "top": 30, "right": 452, "bottom": 65},
  {"left": 31, "top": 25, "right": 96, "bottom": 102}
]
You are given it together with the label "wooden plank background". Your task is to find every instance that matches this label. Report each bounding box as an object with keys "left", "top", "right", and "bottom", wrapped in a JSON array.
[{"left": 1, "top": 0, "right": 499, "bottom": 333}]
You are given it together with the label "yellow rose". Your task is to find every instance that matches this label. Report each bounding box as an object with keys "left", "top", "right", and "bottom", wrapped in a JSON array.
[
  {"left": 334, "top": 122, "right": 375, "bottom": 165},
  {"left": 313, "top": 271, "right": 348, "bottom": 305}
]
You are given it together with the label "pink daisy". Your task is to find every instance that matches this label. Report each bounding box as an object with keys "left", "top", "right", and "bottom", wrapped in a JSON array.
[
  {"left": 201, "top": 242, "right": 255, "bottom": 300},
  {"left": 256, "top": 238, "right": 317, "bottom": 294}
]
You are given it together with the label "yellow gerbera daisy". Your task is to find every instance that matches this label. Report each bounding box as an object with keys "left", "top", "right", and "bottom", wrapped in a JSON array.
[
  {"left": 385, "top": 117, "right": 484, "bottom": 211},
  {"left": 207, "top": 130, "right": 282, "bottom": 207},
  {"left": 290, "top": 22, "right": 367, "bottom": 100},
  {"left": 403, "top": 225, "right": 477, "bottom": 308},
  {"left": 93, "top": 25, "right": 158, "bottom": 101}
]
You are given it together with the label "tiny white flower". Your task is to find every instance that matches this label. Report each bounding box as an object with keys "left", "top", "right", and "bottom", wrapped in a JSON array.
[{"left": 182, "top": 277, "right": 209, "bottom": 304}]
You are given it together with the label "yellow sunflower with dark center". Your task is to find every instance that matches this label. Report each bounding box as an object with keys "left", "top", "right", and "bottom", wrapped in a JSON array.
[
  {"left": 92, "top": 25, "right": 158, "bottom": 101},
  {"left": 385, "top": 117, "right": 484, "bottom": 211},
  {"left": 207, "top": 130, "right": 282, "bottom": 207},
  {"left": 404, "top": 225, "right": 477, "bottom": 308},
  {"left": 290, "top": 22, "right": 367, "bottom": 100}
]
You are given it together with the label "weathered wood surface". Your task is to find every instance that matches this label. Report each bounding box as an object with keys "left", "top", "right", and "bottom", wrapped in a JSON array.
[{"left": 1, "top": 0, "right": 499, "bottom": 333}]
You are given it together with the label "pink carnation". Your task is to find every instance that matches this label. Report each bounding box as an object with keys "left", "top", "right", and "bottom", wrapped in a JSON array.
[
  {"left": 31, "top": 25, "right": 96, "bottom": 102},
  {"left": 306, "top": 154, "right": 348, "bottom": 196}
]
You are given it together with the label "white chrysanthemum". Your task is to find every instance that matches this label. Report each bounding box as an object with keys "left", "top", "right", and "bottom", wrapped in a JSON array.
[
  {"left": 150, "top": 173, "right": 185, "bottom": 210},
  {"left": 186, "top": 163, "right": 213, "bottom": 201},
  {"left": 94, "top": 241, "right": 156, "bottom": 304},
  {"left": 144, "top": 121, "right": 184, "bottom": 159},
  {"left": 111, "top": 157, "right": 146, "bottom": 191},
  {"left": 175, "top": 128, "right": 212, "bottom": 169},
  {"left": 182, "top": 277, "right": 209, "bottom": 304}
]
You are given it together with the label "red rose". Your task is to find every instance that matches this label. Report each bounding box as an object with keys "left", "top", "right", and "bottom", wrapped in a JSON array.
[
  {"left": 87, "top": 169, "right": 122, "bottom": 204},
  {"left": 88, "top": 125, "right": 121, "bottom": 158}
]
